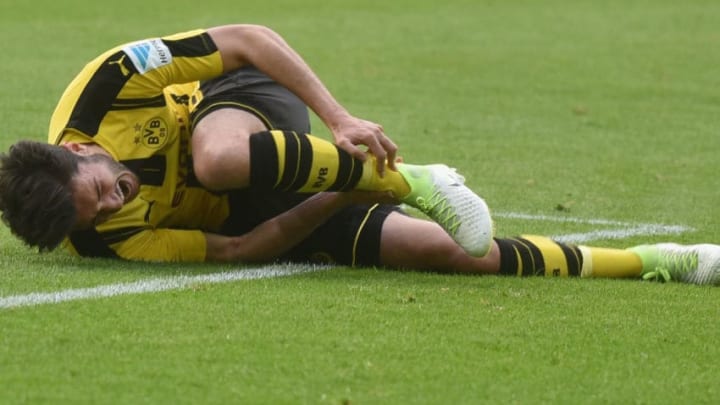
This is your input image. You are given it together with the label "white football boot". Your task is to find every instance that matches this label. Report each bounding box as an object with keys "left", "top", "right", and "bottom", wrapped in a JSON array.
[
  {"left": 629, "top": 243, "right": 720, "bottom": 285},
  {"left": 397, "top": 164, "right": 493, "bottom": 257}
]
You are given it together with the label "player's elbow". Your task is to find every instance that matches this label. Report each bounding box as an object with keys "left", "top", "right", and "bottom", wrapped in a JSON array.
[{"left": 207, "top": 24, "right": 282, "bottom": 72}]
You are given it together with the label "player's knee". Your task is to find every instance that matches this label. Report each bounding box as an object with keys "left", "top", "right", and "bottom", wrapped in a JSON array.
[
  {"left": 192, "top": 151, "right": 221, "bottom": 189},
  {"left": 192, "top": 147, "right": 250, "bottom": 190}
]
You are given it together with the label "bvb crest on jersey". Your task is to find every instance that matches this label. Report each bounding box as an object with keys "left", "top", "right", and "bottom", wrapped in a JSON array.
[{"left": 141, "top": 117, "right": 169, "bottom": 149}]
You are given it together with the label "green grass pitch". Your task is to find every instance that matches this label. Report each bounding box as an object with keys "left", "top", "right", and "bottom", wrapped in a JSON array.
[{"left": 1, "top": 0, "right": 719, "bottom": 403}]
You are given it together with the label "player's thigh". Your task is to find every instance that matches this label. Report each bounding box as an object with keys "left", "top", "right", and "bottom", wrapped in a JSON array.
[{"left": 192, "top": 108, "right": 266, "bottom": 163}]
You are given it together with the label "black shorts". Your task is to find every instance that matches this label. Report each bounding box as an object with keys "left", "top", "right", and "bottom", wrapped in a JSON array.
[
  {"left": 220, "top": 189, "right": 400, "bottom": 267},
  {"left": 190, "top": 66, "right": 311, "bottom": 133}
]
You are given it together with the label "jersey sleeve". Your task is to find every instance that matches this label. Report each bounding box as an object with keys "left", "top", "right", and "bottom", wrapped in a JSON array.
[
  {"left": 114, "top": 29, "right": 223, "bottom": 99},
  {"left": 48, "top": 29, "right": 224, "bottom": 144},
  {"left": 65, "top": 227, "right": 208, "bottom": 262},
  {"left": 111, "top": 228, "right": 207, "bottom": 262}
]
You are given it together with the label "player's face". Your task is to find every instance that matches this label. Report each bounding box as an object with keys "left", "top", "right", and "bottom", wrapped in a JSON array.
[{"left": 69, "top": 154, "right": 140, "bottom": 229}]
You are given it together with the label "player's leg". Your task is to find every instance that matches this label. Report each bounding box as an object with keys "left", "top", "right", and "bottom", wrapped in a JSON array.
[
  {"left": 190, "top": 69, "right": 493, "bottom": 257},
  {"left": 378, "top": 211, "right": 500, "bottom": 273},
  {"left": 191, "top": 67, "right": 314, "bottom": 191},
  {"left": 292, "top": 203, "right": 720, "bottom": 285},
  {"left": 190, "top": 96, "right": 411, "bottom": 194},
  {"left": 247, "top": 134, "right": 494, "bottom": 256},
  {"left": 276, "top": 202, "right": 491, "bottom": 268},
  {"left": 379, "top": 217, "right": 646, "bottom": 277},
  {"left": 493, "top": 236, "right": 720, "bottom": 285}
]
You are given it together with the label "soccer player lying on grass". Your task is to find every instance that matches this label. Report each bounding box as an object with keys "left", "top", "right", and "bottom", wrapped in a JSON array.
[
  {"left": 1, "top": 140, "right": 719, "bottom": 285},
  {"left": 0, "top": 24, "right": 718, "bottom": 285},
  {"left": 46, "top": 23, "right": 492, "bottom": 258}
]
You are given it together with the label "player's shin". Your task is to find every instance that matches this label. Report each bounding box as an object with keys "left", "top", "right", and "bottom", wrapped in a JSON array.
[{"left": 248, "top": 130, "right": 410, "bottom": 194}]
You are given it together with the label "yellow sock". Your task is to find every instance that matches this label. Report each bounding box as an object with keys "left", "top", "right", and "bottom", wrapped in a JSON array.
[
  {"left": 520, "top": 235, "right": 579, "bottom": 277},
  {"left": 496, "top": 236, "right": 644, "bottom": 279},
  {"left": 577, "top": 246, "right": 643, "bottom": 278},
  {"left": 249, "top": 130, "right": 411, "bottom": 195},
  {"left": 356, "top": 156, "right": 411, "bottom": 197},
  {"left": 495, "top": 235, "right": 583, "bottom": 277}
]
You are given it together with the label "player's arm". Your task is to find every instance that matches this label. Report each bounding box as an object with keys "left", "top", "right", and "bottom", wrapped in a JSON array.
[
  {"left": 204, "top": 191, "right": 398, "bottom": 262},
  {"left": 206, "top": 24, "right": 397, "bottom": 175}
]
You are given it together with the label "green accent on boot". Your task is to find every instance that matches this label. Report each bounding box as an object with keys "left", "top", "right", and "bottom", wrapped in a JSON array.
[
  {"left": 629, "top": 244, "right": 699, "bottom": 283},
  {"left": 396, "top": 164, "right": 461, "bottom": 237}
]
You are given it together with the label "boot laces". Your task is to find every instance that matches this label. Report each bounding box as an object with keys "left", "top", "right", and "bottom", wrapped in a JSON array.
[
  {"left": 415, "top": 191, "right": 460, "bottom": 236},
  {"left": 642, "top": 250, "right": 698, "bottom": 283}
]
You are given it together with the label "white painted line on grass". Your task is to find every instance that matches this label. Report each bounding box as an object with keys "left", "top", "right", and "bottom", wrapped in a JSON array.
[
  {"left": 0, "top": 263, "right": 328, "bottom": 310},
  {"left": 1, "top": 213, "right": 694, "bottom": 311},
  {"left": 494, "top": 211, "right": 694, "bottom": 243}
]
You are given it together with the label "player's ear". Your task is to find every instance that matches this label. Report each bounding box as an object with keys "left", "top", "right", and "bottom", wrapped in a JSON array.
[{"left": 60, "top": 142, "right": 92, "bottom": 156}]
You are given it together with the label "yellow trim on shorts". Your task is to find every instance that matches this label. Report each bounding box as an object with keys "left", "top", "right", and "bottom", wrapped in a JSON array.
[
  {"left": 191, "top": 101, "right": 274, "bottom": 131},
  {"left": 351, "top": 204, "right": 379, "bottom": 267}
]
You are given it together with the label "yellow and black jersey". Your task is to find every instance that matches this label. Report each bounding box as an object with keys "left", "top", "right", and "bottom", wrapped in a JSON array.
[{"left": 48, "top": 29, "right": 230, "bottom": 262}]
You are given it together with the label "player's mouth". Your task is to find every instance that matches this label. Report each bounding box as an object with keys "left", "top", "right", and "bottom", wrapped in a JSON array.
[{"left": 116, "top": 174, "right": 139, "bottom": 204}]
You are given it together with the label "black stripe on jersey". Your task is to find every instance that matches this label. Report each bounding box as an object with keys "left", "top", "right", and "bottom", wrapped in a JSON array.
[
  {"left": 120, "top": 155, "right": 166, "bottom": 186},
  {"left": 66, "top": 51, "right": 138, "bottom": 136},
  {"left": 102, "top": 226, "right": 147, "bottom": 245},
  {"left": 186, "top": 170, "right": 203, "bottom": 188},
  {"left": 110, "top": 95, "right": 166, "bottom": 111},
  {"left": 69, "top": 229, "right": 118, "bottom": 258},
  {"left": 181, "top": 156, "right": 203, "bottom": 188},
  {"left": 163, "top": 32, "right": 218, "bottom": 57}
]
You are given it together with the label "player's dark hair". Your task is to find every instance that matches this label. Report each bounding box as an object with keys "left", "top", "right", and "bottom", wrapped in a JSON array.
[{"left": 0, "top": 141, "right": 80, "bottom": 251}]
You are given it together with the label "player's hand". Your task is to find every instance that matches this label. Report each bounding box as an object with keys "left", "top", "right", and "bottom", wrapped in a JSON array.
[{"left": 330, "top": 116, "right": 398, "bottom": 177}]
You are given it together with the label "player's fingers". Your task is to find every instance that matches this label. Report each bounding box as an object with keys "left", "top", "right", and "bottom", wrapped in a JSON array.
[
  {"left": 362, "top": 125, "right": 393, "bottom": 176},
  {"left": 380, "top": 136, "right": 398, "bottom": 171},
  {"left": 337, "top": 139, "right": 367, "bottom": 163},
  {"left": 358, "top": 133, "right": 387, "bottom": 176}
]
